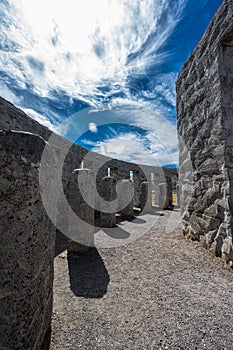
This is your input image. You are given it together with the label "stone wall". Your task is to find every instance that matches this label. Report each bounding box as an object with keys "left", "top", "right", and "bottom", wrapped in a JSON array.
[
  {"left": 0, "top": 97, "right": 53, "bottom": 140},
  {"left": 0, "top": 96, "right": 176, "bottom": 209},
  {"left": 176, "top": 0, "right": 233, "bottom": 263},
  {"left": 0, "top": 96, "right": 177, "bottom": 348},
  {"left": 0, "top": 130, "right": 56, "bottom": 350}
]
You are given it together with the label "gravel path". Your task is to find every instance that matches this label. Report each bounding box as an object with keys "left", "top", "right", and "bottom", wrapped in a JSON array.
[{"left": 44, "top": 209, "right": 233, "bottom": 350}]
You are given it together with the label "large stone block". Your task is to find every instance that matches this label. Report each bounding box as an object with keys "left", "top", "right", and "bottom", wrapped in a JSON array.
[
  {"left": 118, "top": 179, "right": 134, "bottom": 219},
  {"left": 99, "top": 176, "right": 117, "bottom": 227},
  {"left": 177, "top": 0, "right": 233, "bottom": 264},
  {"left": 66, "top": 168, "right": 95, "bottom": 253},
  {"left": 0, "top": 131, "right": 56, "bottom": 350},
  {"left": 176, "top": 183, "right": 180, "bottom": 207},
  {"left": 140, "top": 181, "right": 152, "bottom": 213}
]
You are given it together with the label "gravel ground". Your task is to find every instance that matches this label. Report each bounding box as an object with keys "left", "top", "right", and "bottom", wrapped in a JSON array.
[{"left": 43, "top": 209, "right": 233, "bottom": 350}]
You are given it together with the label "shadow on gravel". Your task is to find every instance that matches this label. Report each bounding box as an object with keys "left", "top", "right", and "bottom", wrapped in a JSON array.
[
  {"left": 103, "top": 226, "right": 130, "bottom": 239},
  {"left": 54, "top": 230, "right": 68, "bottom": 257},
  {"left": 126, "top": 216, "right": 146, "bottom": 224},
  {"left": 40, "top": 328, "right": 51, "bottom": 350},
  {"left": 67, "top": 248, "right": 110, "bottom": 298}
]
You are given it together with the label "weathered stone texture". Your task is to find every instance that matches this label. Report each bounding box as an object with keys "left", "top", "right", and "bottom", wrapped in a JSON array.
[
  {"left": 0, "top": 131, "right": 56, "bottom": 350},
  {"left": 177, "top": 0, "right": 233, "bottom": 263},
  {"left": 140, "top": 181, "right": 152, "bottom": 213},
  {"left": 118, "top": 179, "right": 134, "bottom": 219},
  {"left": 99, "top": 176, "right": 117, "bottom": 227},
  {"left": 0, "top": 95, "right": 177, "bottom": 347},
  {"left": 0, "top": 97, "right": 52, "bottom": 141},
  {"left": 159, "top": 183, "right": 168, "bottom": 209},
  {"left": 66, "top": 168, "right": 95, "bottom": 252},
  {"left": 0, "top": 97, "right": 176, "bottom": 211},
  {"left": 176, "top": 183, "right": 180, "bottom": 207}
]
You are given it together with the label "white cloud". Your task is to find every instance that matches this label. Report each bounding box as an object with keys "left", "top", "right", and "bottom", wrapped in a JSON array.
[
  {"left": 154, "top": 72, "right": 177, "bottom": 107},
  {"left": 2, "top": 0, "right": 187, "bottom": 107},
  {"left": 92, "top": 131, "right": 178, "bottom": 166},
  {"left": 0, "top": 83, "right": 22, "bottom": 105},
  {"left": 81, "top": 139, "right": 97, "bottom": 147},
  {"left": 0, "top": 0, "right": 186, "bottom": 166},
  {"left": 23, "top": 108, "right": 59, "bottom": 132},
  {"left": 88, "top": 122, "right": 97, "bottom": 133},
  {"left": 59, "top": 103, "right": 179, "bottom": 166}
]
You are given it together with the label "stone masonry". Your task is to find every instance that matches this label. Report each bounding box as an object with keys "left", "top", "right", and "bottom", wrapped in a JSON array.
[
  {"left": 0, "top": 130, "right": 56, "bottom": 350},
  {"left": 176, "top": 0, "right": 233, "bottom": 263},
  {"left": 66, "top": 168, "right": 95, "bottom": 253},
  {"left": 0, "top": 97, "right": 176, "bottom": 210},
  {"left": 118, "top": 179, "right": 134, "bottom": 219},
  {"left": 140, "top": 181, "right": 152, "bottom": 213},
  {"left": 99, "top": 176, "right": 117, "bottom": 227},
  {"left": 0, "top": 96, "right": 176, "bottom": 348}
]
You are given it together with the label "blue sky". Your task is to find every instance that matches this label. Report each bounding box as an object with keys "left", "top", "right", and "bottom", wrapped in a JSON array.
[{"left": 0, "top": 0, "right": 222, "bottom": 166}]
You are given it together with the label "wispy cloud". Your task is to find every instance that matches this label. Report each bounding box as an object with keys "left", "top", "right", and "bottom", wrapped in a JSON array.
[
  {"left": 81, "top": 139, "right": 98, "bottom": 147},
  {"left": 1, "top": 0, "right": 187, "bottom": 109},
  {"left": 92, "top": 131, "right": 178, "bottom": 166},
  {"left": 0, "top": 83, "right": 22, "bottom": 105},
  {"left": 0, "top": 0, "right": 217, "bottom": 166},
  {"left": 23, "top": 108, "right": 59, "bottom": 132}
]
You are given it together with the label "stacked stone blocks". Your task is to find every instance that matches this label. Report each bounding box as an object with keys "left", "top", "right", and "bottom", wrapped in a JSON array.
[{"left": 176, "top": 0, "right": 233, "bottom": 264}]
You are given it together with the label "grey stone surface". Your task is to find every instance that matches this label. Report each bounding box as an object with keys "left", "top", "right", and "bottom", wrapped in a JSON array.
[
  {"left": 159, "top": 183, "right": 168, "bottom": 209},
  {"left": 99, "top": 176, "right": 117, "bottom": 227},
  {"left": 66, "top": 168, "right": 94, "bottom": 252},
  {"left": 0, "top": 97, "right": 52, "bottom": 141},
  {"left": 118, "top": 179, "right": 134, "bottom": 219},
  {"left": 0, "top": 130, "right": 56, "bottom": 350},
  {"left": 140, "top": 181, "right": 152, "bottom": 213},
  {"left": 0, "top": 96, "right": 176, "bottom": 211},
  {"left": 176, "top": 0, "right": 233, "bottom": 264},
  {"left": 176, "top": 183, "right": 180, "bottom": 207}
]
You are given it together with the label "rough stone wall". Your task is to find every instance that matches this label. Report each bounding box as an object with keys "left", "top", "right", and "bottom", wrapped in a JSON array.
[
  {"left": 0, "top": 97, "right": 52, "bottom": 140},
  {"left": 0, "top": 96, "right": 177, "bottom": 348},
  {"left": 0, "top": 97, "right": 176, "bottom": 209},
  {"left": 176, "top": 0, "right": 233, "bottom": 263},
  {"left": 94, "top": 159, "right": 172, "bottom": 208},
  {"left": 66, "top": 169, "right": 95, "bottom": 250},
  {"left": 0, "top": 131, "right": 56, "bottom": 350},
  {"left": 220, "top": 24, "right": 233, "bottom": 216}
]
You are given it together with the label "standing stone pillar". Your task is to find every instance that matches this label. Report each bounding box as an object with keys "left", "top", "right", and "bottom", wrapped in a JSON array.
[
  {"left": 140, "top": 181, "right": 152, "bottom": 213},
  {"left": 176, "top": 183, "right": 180, "bottom": 207},
  {"left": 118, "top": 179, "right": 134, "bottom": 219},
  {"left": 100, "top": 176, "right": 116, "bottom": 227},
  {"left": 154, "top": 178, "right": 160, "bottom": 206},
  {"left": 132, "top": 171, "right": 140, "bottom": 208},
  {"left": 55, "top": 194, "right": 69, "bottom": 254},
  {"left": 150, "top": 176, "right": 155, "bottom": 207},
  {"left": 159, "top": 183, "right": 168, "bottom": 209},
  {"left": 67, "top": 168, "right": 94, "bottom": 254},
  {"left": 159, "top": 181, "right": 173, "bottom": 209},
  {"left": 0, "top": 131, "right": 56, "bottom": 350}
]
